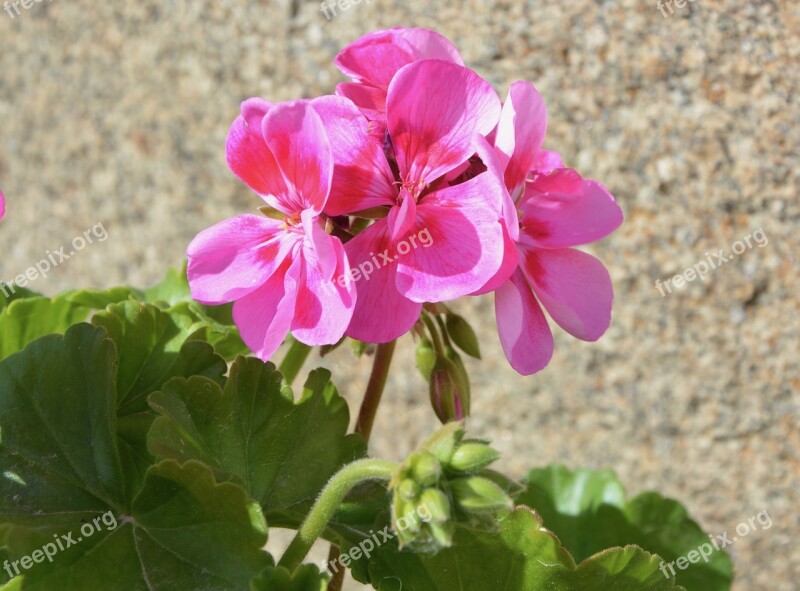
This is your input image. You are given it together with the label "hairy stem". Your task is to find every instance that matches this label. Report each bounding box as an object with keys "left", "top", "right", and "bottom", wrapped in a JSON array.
[{"left": 278, "top": 459, "right": 396, "bottom": 571}]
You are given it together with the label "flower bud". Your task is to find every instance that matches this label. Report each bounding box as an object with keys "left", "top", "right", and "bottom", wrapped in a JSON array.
[
  {"left": 410, "top": 453, "right": 441, "bottom": 487},
  {"left": 445, "top": 313, "right": 481, "bottom": 359},
  {"left": 418, "top": 488, "right": 451, "bottom": 524},
  {"left": 449, "top": 476, "right": 513, "bottom": 513},
  {"left": 427, "top": 522, "right": 454, "bottom": 548},
  {"left": 415, "top": 337, "right": 436, "bottom": 381},
  {"left": 429, "top": 357, "right": 469, "bottom": 423},
  {"left": 448, "top": 442, "right": 501, "bottom": 474},
  {"left": 397, "top": 478, "right": 420, "bottom": 500}
]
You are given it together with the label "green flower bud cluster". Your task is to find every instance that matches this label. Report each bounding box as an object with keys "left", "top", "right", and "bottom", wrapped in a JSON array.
[{"left": 388, "top": 423, "right": 513, "bottom": 551}]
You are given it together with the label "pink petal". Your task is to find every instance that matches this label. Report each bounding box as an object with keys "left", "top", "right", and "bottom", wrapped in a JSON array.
[
  {"left": 262, "top": 101, "right": 333, "bottom": 214},
  {"left": 335, "top": 30, "right": 416, "bottom": 89},
  {"left": 344, "top": 220, "right": 423, "bottom": 343},
  {"left": 472, "top": 221, "right": 519, "bottom": 295},
  {"left": 387, "top": 189, "right": 417, "bottom": 241},
  {"left": 291, "top": 230, "right": 356, "bottom": 345},
  {"left": 494, "top": 81, "right": 548, "bottom": 193},
  {"left": 475, "top": 135, "right": 519, "bottom": 241},
  {"left": 394, "top": 171, "right": 505, "bottom": 302},
  {"left": 186, "top": 215, "right": 297, "bottom": 305},
  {"left": 232, "top": 257, "right": 299, "bottom": 362},
  {"left": 387, "top": 60, "right": 501, "bottom": 186},
  {"left": 521, "top": 179, "right": 623, "bottom": 248},
  {"left": 335, "top": 82, "right": 387, "bottom": 120},
  {"left": 226, "top": 114, "right": 288, "bottom": 208},
  {"left": 527, "top": 167, "right": 583, "bottom": 194},
  {"left": 495, "top": 269, "right": 554, "bottom": 375},
  {"left": 520, "top": 246, "right": 613, "bottom": 341},
  {"left": 241, "top": 97, "right": 272, "bottom": 130},
  {"left": 310, "top": 95, "right": 396, "bottom": 216},
  {"left": 392, "top": 27, "right": 464, "bottom": 64},
  {"left": 532, "top": 149, "right": 564, "bottom": 173}
]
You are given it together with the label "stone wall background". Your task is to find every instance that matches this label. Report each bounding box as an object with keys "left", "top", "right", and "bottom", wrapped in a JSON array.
[{"left": 1, "top": 1, "right": 798, "bottom": 589}]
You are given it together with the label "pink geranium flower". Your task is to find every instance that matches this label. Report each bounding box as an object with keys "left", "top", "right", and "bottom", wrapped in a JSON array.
[
  {"left": 318, "top": 59, "right": 506, "bottom": 343},
  {"left": 490, "top": 82, "right": 624, "bottom": 375},
  {"left": 335, "top": 27, "right": 463, "bottom": 129},
  {"left": 187, "top": 100, "right": 356, "bottom": 361}
]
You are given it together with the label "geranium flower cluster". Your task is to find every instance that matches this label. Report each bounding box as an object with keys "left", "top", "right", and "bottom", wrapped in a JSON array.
[{"left": 187, "top": 27, "right": 623, "bottom": 375}]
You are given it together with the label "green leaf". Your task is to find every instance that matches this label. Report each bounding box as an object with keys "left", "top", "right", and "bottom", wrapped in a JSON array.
[
  {"left": 147, "top": 358, "right": 366, "bottom": 525},
  {"left": 250, "top": 564, "right": 330, "bottom": 591},
  {"left": 362, "top": 507, "right": 684, "bottom": 590},
  {"left": 517, "top": 466, "right": 732, "bottom": 591},
  {"left": 0, "top": 324, "right": 126, "bottom": 525},
  {"left": 0, "top": 288, "right": 134, "bottom": 361},
  {"left": 2, "top": 461, "right": 270, "bottom": 591}
]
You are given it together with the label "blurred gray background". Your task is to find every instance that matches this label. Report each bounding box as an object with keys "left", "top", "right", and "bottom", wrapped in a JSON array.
[{"left": 1, "top": 1, "right": 798, "bottom": 589}]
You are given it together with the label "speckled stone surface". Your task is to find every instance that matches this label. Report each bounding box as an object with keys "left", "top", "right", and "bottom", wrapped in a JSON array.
[{"left": 1, "top": 1, "right": 798, "bottom": 589}]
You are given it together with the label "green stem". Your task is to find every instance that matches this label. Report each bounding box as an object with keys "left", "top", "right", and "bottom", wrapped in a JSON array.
[
  {"left": 278, "top": 459, "right": 396, "bottom": 571},
  {"left": 354, "top": 340, "right": 397, "bottom": 441},
  {"left": 279, "top": 338, "right": 312, "bottom": 385},
  {"left": 422, "top": 313, "right": 444, "bottom": 354}
]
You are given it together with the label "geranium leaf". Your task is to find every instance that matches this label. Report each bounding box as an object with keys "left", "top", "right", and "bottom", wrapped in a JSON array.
[{"left": 147, "top": 358, "right": 366, "bottom": 525}]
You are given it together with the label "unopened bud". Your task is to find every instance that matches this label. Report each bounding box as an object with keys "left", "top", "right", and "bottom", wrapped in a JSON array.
[
  {"left": 450, "top": 477, "right": 513, "bottom": 513},
  {"left": 397, "top": 478, "right": 419, "bottom": 500},
  {"left": 411, "top": 453, "right": 441, "bottom": 487},
  {"left": 429, "top": 357, "right": 469, "bottom": 423},
  {"left": 446, "top": 314, "right": 481, "bottom": 359},
  {"left": 427, "top": 522, "right": 454, "bottom": 548},
  {"left": 418, "top": 488, "right": 451, "bottom": 524},
  {"left": 416, "top": 338, "right": 436, "bottom": 381},
  {"left": 449, "top": 442, "right": 501, "bottom": 474}
]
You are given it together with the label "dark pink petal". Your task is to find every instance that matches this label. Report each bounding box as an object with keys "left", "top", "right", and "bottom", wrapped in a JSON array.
[
  {"left": 521, "top": 179, "right": 623, "bottom": 248},
  {"left": 232, "top": 257, "right": 299, "bottom": 362},
  {"left": 186, "top": 215, "right": 298, "bottom": 305},
  {"left": 344, "top": 220, "right": 423, "bottom": 343},
  {"left": 392, "top": 27, "right": 464, "bottom": 64},
  {"left": 310, "top": 95, "right": 396, "bottom": 216},
  {"left": 387, "top": 60, "right": 501, "bottom": 186},
  {"left": 495, "top": 269, "right": 554, "bottom": 375},
  {"left": 520, "top": 246, "right": 613, "bottom": 341},
  {"left": 262, "top": 101, "right": 333, "bottom": 214},
  {"left": 335, "top": 30, "right": 416, "bottom": 89},
  {"left": 494, "top": 81, "right": 548, "bottom": 193},
  {"left": 291, "top": 228, "right": 356, "bottom": 345},
  {"left": 226, "top": 114, "right": 288, "bottom": 208},
  {"left": 395, "top": 171, "right": 505, "bottom": 302}
]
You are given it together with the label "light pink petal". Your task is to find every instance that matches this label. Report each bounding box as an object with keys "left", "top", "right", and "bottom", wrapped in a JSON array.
[
  {"left": 494, "top": 81, "right": 548, "bottom": 193},
  {"left": 262, "top": 101, "right": 333, "bottom": 214},
  {"left": 387, "top": 190, "right": 417, "bottom": 241},
  {"left": 310, "top": 95, "right": 396, "bottom": 216},
  {"left": 475, "top": 135, "right": 518, "bottom": 241},
  {"left": 392, "top": 27, "right": 464, "bottom": 64},
  {"left": 226, "top": 114, "right": 288, "bottom": 209},
  {"left": 526, "top": 167, "right": 583, "bottom": 195},
  {"left": 472, "top": 222, "right": 519, "bottom": 295},
  {"left": 344, "top": 220, "right": 423, "bottom": 343},
  {"left": 395, "top": 171, "right": 505, "bottom": 302},
  {"left": 186, "top": 215, "right": 297, "bottom": 305},
  {"left": 520, "top": 246, "right": 613, "bottom": 341},
  {"left": 291, "top": 232, "right": 356, "bottom": 345},
  {"left": 532, "top": 149, "right": 563, "bottom": 173},
  {"left": 495, "top": 269, "right": 554, "bottom": 375},
  {"left": 232, "top": 257, "right": 299, "bottom": 362},
  {"left": 335, "top": 30, "right": 416, "bottom": 89},
  {"left": 521, "top": 179, "right": 623, "bottom": 248},
  {"left": 387, "top": 60, "right": 501, "bottom": 186}
]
